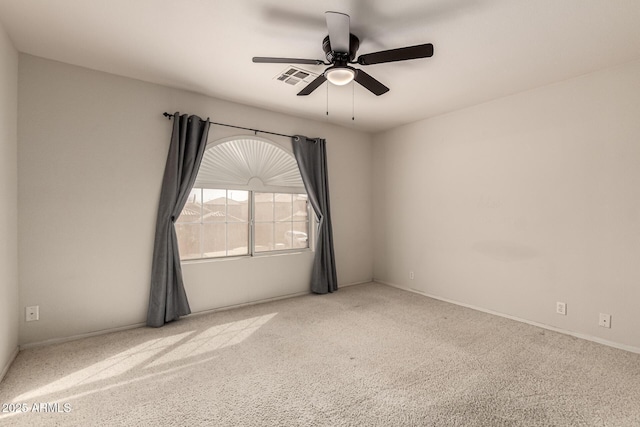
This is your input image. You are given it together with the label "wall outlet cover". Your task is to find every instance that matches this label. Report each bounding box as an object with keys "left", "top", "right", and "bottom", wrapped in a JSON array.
[
  {"left": 26, "top": 305, "right": 39, "bottom": 322},
  {"left": 599, "top": 313, "right": 611, "bottom": 328}
]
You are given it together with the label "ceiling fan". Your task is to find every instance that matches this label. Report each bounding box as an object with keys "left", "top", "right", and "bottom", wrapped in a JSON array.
[{"left": 253, "top": 11, "right": 434, "bottom": 96}]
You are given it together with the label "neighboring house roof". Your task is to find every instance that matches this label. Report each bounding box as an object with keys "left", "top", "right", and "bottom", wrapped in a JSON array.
[{"left": 204, "top": 197, "right": 243, "bottom": 206}]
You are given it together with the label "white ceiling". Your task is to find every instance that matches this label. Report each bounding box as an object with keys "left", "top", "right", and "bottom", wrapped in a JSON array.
[{"left": 1, "top": 0, "right": 640, "bottom": 133}]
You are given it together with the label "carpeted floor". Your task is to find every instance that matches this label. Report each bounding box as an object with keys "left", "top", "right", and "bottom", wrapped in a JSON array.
[{"left": 1, "top": 282, "right": 639, "bottom": 426}]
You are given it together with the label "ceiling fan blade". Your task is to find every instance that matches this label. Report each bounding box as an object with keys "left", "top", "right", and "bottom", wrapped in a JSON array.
[
  {"left": 354, "top": 69, "right": 389, "bottom": 96},
  {"left": 253, "top": 57, "right": 324, "bottom": 65},
  {"left": 297, "top": 75, "right": 327, "bottom": 96},
  {"left": 357, "top": 43, "right": 434, "bottom": 65},
  {"left": 325, "top": 11, "right": 350, "bottom": 53}
]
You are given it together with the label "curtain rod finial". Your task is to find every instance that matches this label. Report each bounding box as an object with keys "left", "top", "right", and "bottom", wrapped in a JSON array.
[{"left": 163, "top": 112, "right": 172, "bottom": 119}]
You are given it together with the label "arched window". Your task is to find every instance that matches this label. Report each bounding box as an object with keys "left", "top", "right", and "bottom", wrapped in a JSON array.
[{"left": 175, "top": 136, "right": 309, "bottom": 260}]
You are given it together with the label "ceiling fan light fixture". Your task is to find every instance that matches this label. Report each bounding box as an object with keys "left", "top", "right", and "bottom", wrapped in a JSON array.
[
  {"left": 254, "top": 11, "right": 432, "bottom": 97},
  {"left": 325, "top": 67, "right": 355, "bottom": 86}
]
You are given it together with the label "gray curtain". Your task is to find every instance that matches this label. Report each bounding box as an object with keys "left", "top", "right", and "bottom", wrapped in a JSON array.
[
  {"left": 147, "top": 113, "right": 210, "bottom": 327},
  {"left": 292, "top": 136, "right": 338, "bottom": 293}
]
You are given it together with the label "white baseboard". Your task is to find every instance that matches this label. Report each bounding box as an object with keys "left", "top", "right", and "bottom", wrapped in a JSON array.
[
  {"left": 1, "top": 346, "right": 19, "bottom": 383},
  {"left": 375, "top": 279, "right": 640, "bottom": 355},
  {"left": 20, "top": 322, "right": 147, "bottom": 350},
  {"left": 20, "top": 287, "right": 328, "bottom": 350},
  {"left": 339, "top": 279, "right": 373, "bottom": 288},
  {"left": 188, "top": 290, "right": 311, "bottom": 319},
  {"left": 192, "top": 280, "right": 372, "bottom": 318},
  {"left": 19, "top": 281, "right": 372, "bottom": 350}
]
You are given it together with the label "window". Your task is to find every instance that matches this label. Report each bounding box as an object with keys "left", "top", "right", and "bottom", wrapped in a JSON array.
[
  {"left": 254, "top": 192, "right": 309, "bottom": 253},
  {"left": 176, "top": 189, "right": 250, "bottom": 259},
  {"left": 175, "top": 137, "right": 310, "bottom": 260}
]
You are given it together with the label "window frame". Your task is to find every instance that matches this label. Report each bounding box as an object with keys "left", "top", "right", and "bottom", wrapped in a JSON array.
[
  {"left": 178, "top": 187, "right": 312, "bottom": 261},
  {"left": 251, "top": 191, "right": 311, "bottom": 257},
  {"left": 176, "top": 135, "right": 317, "bottom": 263}
]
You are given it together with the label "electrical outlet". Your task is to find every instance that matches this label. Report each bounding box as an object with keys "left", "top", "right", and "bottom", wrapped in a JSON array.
[
  {"left": 409, "top": 271, "right": 414, "bottom": 280},
  {"left": 599, "top": 313, "right": 611, "bottom": 328},
  {"left": 556, "top": 302, "right": 566, "bottom": 315},
  {"left": 26, "top": 306, "right": 39, "bottom": 322}
]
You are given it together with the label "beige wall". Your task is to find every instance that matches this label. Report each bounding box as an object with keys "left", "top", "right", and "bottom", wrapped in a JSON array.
[
  {"left": 17, "top": 48, "right": 640, "bottom": 353},
  {"left": 373, "top": 59, "right": 640, "bottom": 351},
  {"left": 18, "top": 54, "right": 373, "bottom": 346},
  {"left": 0, "top": 22, "right": 19, "bottom": 379}
]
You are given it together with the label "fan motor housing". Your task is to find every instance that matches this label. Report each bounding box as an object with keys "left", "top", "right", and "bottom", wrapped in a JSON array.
[{"left": 323, "top": 34, "right": 360, "bottom": 63}]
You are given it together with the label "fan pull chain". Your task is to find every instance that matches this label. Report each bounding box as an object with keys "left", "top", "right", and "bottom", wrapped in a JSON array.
[
  {"left": 326, "top": 83, "right": 329, "bottom": 119},
  {"left": 352, "top": 82, "right": 355, "bottom": 121}
]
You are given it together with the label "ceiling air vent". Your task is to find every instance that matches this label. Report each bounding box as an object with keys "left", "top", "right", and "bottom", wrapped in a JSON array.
[{"left": 274, "top": 66, "right": 318, "bottom": 87}]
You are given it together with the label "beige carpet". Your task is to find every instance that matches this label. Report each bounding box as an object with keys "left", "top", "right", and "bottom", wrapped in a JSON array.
[{"left": 1, "top": 282, "right": 640, "bottom": 426}]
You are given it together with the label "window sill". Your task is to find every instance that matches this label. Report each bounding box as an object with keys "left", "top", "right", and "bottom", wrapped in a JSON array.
[{"left": 180, "top": 248, "right": 312, "bottom": 265}]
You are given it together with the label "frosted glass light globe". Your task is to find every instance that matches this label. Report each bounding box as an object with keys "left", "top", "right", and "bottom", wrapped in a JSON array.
[{"left": 326, "top": 68, "right": 355, "bottom": 86}]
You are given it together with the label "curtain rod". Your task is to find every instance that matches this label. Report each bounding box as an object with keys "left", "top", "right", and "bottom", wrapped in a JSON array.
[{"left": 163, "top": 112, "right": 296, "bottom": 139}]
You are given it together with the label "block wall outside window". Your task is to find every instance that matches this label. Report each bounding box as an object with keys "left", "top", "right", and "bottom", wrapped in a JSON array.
[{"left": 176, "top": 188, "right": 309, "bottom": 260}]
